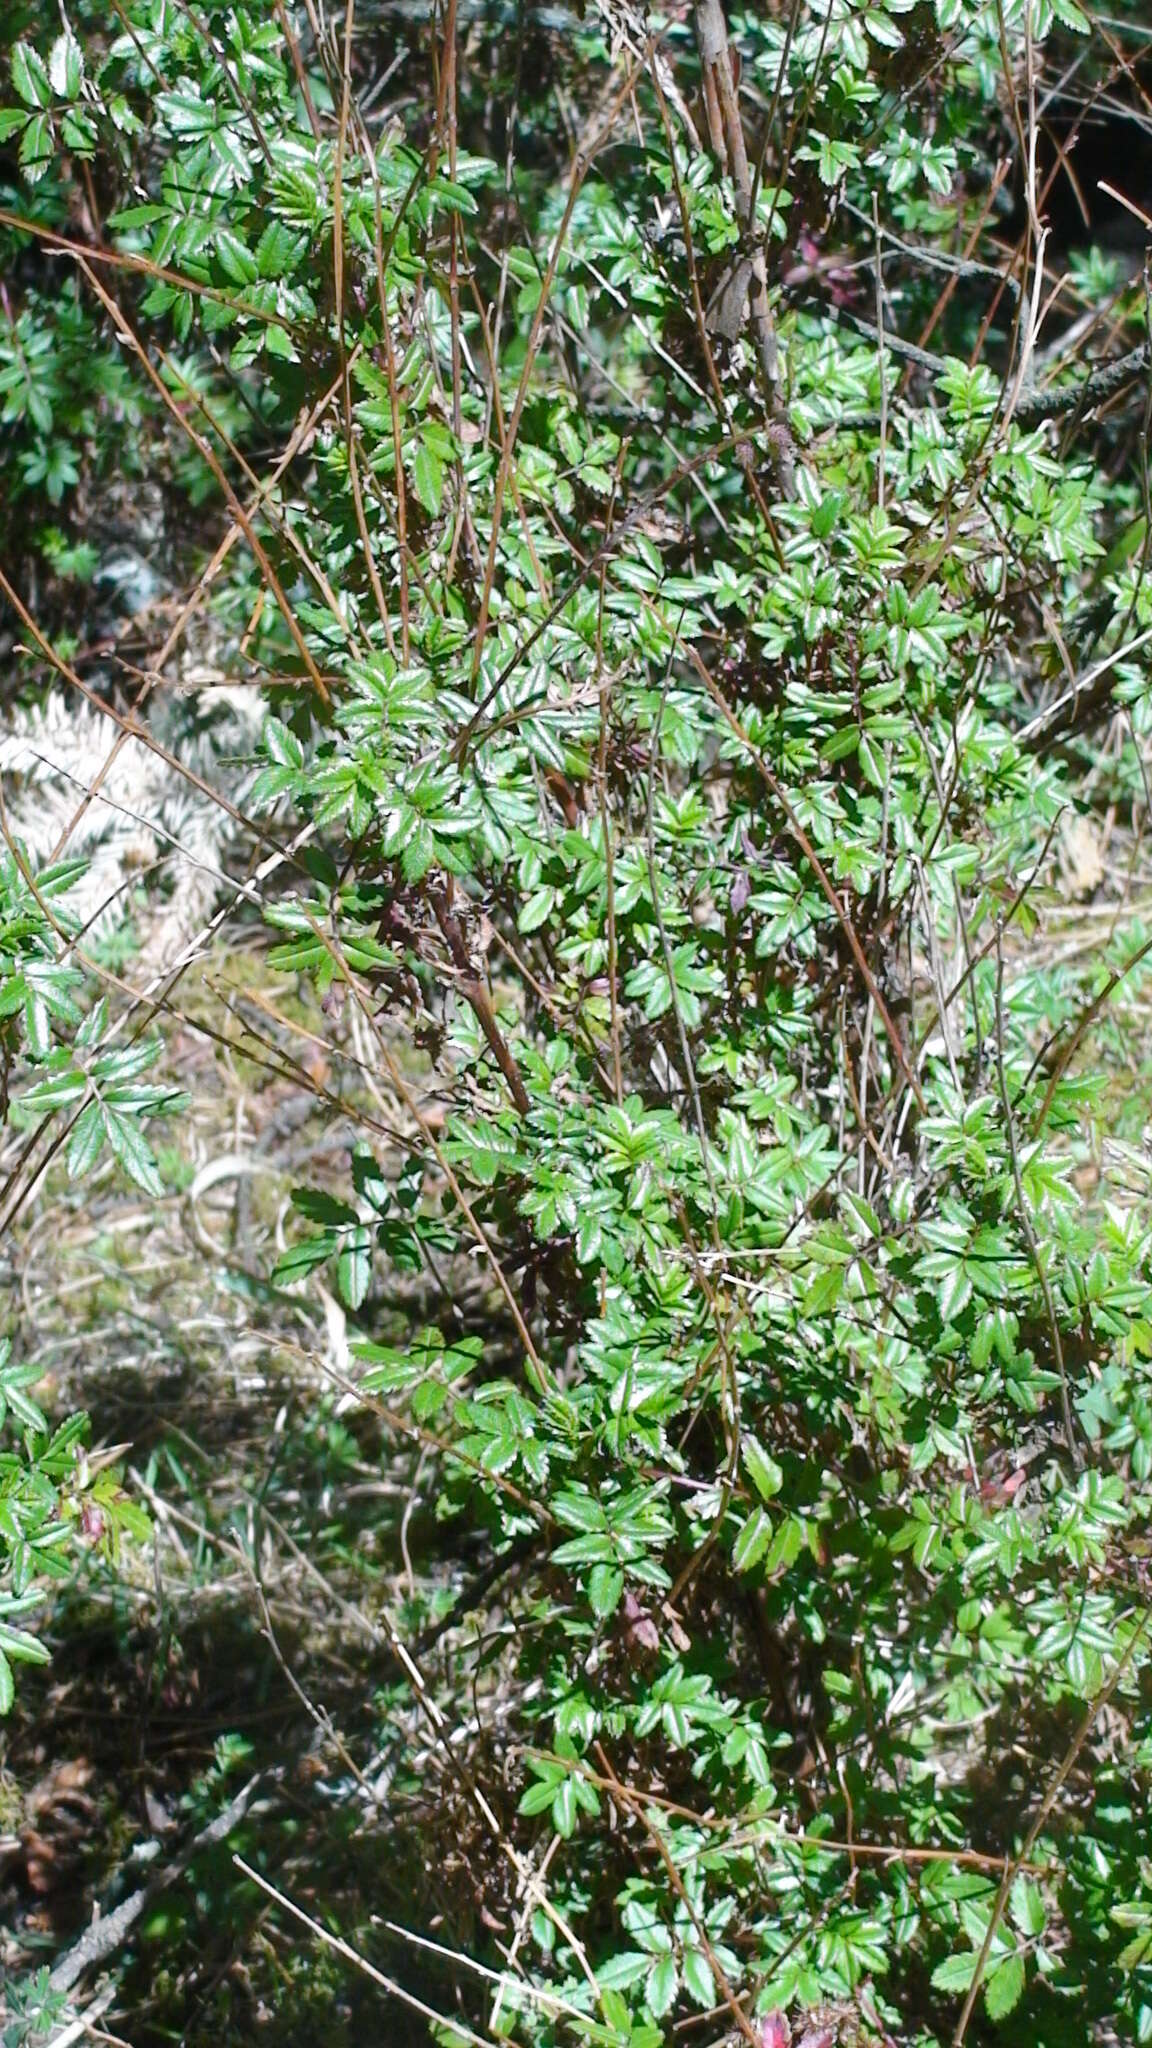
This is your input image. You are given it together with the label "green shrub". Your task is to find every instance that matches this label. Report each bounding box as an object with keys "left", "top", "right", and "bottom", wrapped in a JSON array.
[{"left": 4, "top": 2, "right": 1152, "bottom": 2043}]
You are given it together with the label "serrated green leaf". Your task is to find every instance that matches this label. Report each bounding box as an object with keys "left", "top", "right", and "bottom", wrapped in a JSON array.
[
  {"left": 742, "top": 1436, "right": 783, "bottom": 1501},
  {"left": 931, "top": 1952, "right": 978, "bottom": 1993},
  {"left": 681, "top": 1947, "right": 713, "bottom": 2008},
  {"left": 12, "top": 43, "right": 50, "bottom": 108},
  {"left": 588, "top": 1562, "right": 624, "bottom": 1617},
  {"left": 412, "top": 440, "right": 444, "bottom": 516},
  {"left": 0, "top": 1621, "right": 50, "bottom": 1664},
  {"left": 645, "top": 1953, "right": 677, "bottom": 2018},
  {"left": 104, "top": 1110, "right": 165, "bottom": 1198},
  {"left": 49, "top": 33, "right": 83, "bottom": 98},
  {"left": 732, "top": 1506, "right": 773, "bottom": 1573},
  {"left": 984, "top": 1952, "right": 1025, "bottom": 2020},
  {"left": 19, "top": 111, "right": 53, "bottom": 178},
  {"left": 67, "top": 1099, "right": 106, "bottom": 1181},
  {"left": 215, "top": 228, "right": 258, "bottom": 286}
]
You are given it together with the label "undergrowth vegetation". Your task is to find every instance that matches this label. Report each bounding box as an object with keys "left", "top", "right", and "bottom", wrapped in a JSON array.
[{"left": 4, "top": 1, "right": 1152, "bottom": 2043}]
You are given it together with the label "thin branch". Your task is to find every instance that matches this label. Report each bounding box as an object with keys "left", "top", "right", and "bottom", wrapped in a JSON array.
[
  {"left": 48, "top": 1778, "right": 264, "bottom": 1998},
  {"left": 234, "top": 1860, "right": 498, "bottom": 2048}
]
